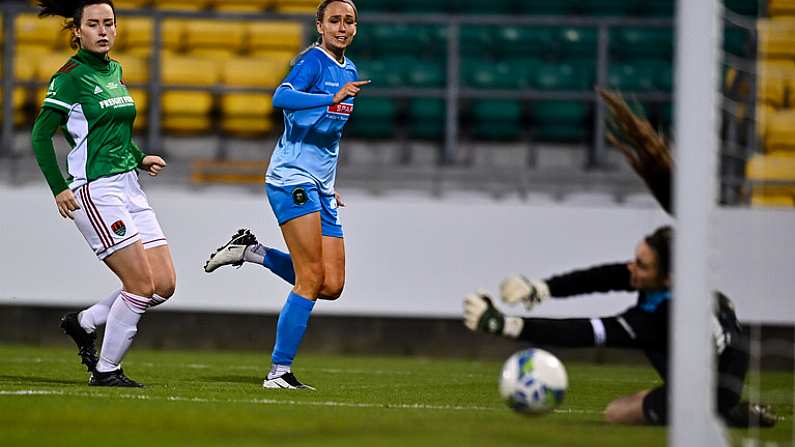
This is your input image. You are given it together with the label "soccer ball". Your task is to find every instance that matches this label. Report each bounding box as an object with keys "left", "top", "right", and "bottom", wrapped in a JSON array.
[{"left": 499, "top": 348, "right": 568, "bottom": 415}]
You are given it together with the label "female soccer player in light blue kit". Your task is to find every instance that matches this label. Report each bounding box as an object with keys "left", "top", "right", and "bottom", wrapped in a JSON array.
[{"left": 204, "top": 0, "right": 369, "bottom": 389}]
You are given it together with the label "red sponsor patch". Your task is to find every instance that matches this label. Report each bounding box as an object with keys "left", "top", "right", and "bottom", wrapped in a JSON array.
[{"left": 327, "top": 103, "right": 353, "bottom": 115}]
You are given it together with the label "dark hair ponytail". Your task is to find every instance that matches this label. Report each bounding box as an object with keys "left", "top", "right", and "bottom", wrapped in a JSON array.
[
  {"left": 645, "top": 226, "right": 672, "bottom": 279},
  {"left": 37, "top": 0, "right": 116, "bottom": 49}
]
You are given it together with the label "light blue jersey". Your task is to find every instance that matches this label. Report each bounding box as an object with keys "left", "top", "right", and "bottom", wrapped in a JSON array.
[{"left": 265, "top": 47, "right": 358, "bottom": 195}]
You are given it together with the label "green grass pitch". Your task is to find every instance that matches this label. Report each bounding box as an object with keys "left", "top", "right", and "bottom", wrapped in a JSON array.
[{"left": 0, "top": 344, "right": 791, "bottom": 446}]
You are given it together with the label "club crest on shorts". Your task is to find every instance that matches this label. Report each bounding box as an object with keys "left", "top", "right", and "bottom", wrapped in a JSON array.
[
  {"left": 111, "top": 220, "right": 126, "bottom": 237},
  {"left": 292, "top": 187, "right": 308, "bottom": 206}
]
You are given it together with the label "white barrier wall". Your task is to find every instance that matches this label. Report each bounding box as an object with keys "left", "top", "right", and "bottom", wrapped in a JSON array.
[{"left": 1, "top": 183, "right": 792, "bottom": 323}]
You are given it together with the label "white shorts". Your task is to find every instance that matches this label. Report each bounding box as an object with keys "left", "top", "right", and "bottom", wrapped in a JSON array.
[{"left": 72, "top": 171, "right": 167, "bottom": 260}]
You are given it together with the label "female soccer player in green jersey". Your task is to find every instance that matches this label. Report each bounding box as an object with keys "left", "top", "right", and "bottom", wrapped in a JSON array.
[{"left": 31, "top": 0, "right": 176, "bottom": 387}]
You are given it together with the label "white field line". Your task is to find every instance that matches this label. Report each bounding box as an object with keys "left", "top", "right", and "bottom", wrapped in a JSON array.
[{"left": 0, "top": 389, "right": 599, "bottom": 415}]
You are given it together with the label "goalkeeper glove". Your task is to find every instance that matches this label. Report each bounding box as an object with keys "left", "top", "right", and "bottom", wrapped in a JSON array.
[
  {"left": 499, "top": 275, "right": 551, "bottom": 310},
  {"left": 463, "top": 290, "right": 523, "bottom": 338}
]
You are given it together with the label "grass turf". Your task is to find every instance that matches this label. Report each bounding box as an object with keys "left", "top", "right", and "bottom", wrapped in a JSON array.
[{"left": 0, "top": 344, "right": 791, "bottom": 446}]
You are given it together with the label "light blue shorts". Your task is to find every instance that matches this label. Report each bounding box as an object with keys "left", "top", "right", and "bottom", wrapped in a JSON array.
[{"left": 266, "top": 183, "right": 343, "bottom": 238}]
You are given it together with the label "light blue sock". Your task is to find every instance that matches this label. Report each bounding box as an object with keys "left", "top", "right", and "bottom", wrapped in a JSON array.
[
  {"left": 271, "top": 291, "right": 315, "bottom": 367},
  {"left": 263, "top": 248, "right": 295, "bottom": 285}
]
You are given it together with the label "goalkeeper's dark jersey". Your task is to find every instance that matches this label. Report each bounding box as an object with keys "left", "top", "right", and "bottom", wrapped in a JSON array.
[{"left": 539, "top": 263, "right": 749, "bottom": 407}]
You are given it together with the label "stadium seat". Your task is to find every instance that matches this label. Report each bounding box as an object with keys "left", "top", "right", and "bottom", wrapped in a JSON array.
[
  {"left": 556, "top": 27, "right": 597, "bottom": 58},
  {"left": 764, "top": 109, "right": 795, "bottom": 152},
  {"left": 115, "top": 17, "right": 153, "bottom": 53},
  {"left": 579, "top": 0, "right": 637, "bottom": 16},
  {"left": 346, "top": 97, "right": 397, "bottom": 138},
  {"left": 356, "top": 57, "right": 410, "bottom": 87},
  {"left": 162, "top": 91, "right": 214, "bottom": 133},
  {"left": 463, "top": 60, "right": 527, "bottom": 90},
  {"left": 611, "top": 27, "right": 673, "bottom": 59},
  {"left": 221, "top": 93, "right": 273, "bottom": 136},
  {"left": 161, "top": 55, "right": 220, "bottom": 86},
  {"left": 457, "top": 0, "right": 514, "bottom": 14},
  {"left": 724, "top": 25, "right": 753, "bottom": 57},
  {"left": 746, "top": 153, "right": 795, "bottom": 207},
  {"left": 156, "top": 0, "right": 211, "bottom": 11},
  {"left": 272, "top": 0, "right": 317, "bottom": 13},
  {"left": 356, "top": 0, "right": 393, "bottom": 13},
  {"left": 769, "top": 0, "right": 795, "bottom": 17},
  {"left": 185, "top": 20, "right": 247, "bottom": 53},
  {"left": 35, "top": 52, "right": 77, "bottom": 82},
  {"left": 188, "top": 48, "right": 241, "bottom": 62},
  {"left": 0, "top": 88, "right": 30, "bottom": 127},
  {"left": 210, "top": 0, "right": 272, "bottom": 12},
  {"left": 756, "top": 60, "right": 795, "bottom": 108},
  {"left": 724, "top": 0, "right": 759, "bottom": 16},
  {"left": 638, "top": 0, "right": 674, "bottom": 17},
  {"left": 247, "top": 22, "right": 304, "bottom": 53},
  {"left": 517, "top": 0, "right": 575, "bottom": 15},
  {"left": 394, "top": 0, "right": 449, "bottom": 13},
  {"left": 470, "top": 99, "right": 523, "bottom": 141},
  {"left": 114, "top": 0, "right": 152, "bottom": 8},
  {"left": 532, "top": 62, "right": 592, "bottom": 91},
  {"left": 492, "top": 27, "right": 552, "bottom": 58},
  {"left": 111, "top": 53, "right": 149, "bottom": 85},
  {"left": 223, "top": 57, "right": 287, "bottom": 88},
  {"left": 15, "top": 14, "right": 64, "bottom": 49},
  {"left": 408, "top": 98, "right": 445, "bottom": 140},
  {"left": 529, "top": 100, "right": 590, "bottom": 142},
  {"left": 756, "top": 103, "right": 775, "bottom": 139},
  {"left": 608, "top": 61, "right": 659, "bottom": 92},
  {"left": 758, "top": 19, "right": 795, "bottom": 58},
  {"left": 459, "top": 26, "right": 494, "bottom": 58},
  {"left": 406, "top": 60, "right": 445, "bottom": 88}
]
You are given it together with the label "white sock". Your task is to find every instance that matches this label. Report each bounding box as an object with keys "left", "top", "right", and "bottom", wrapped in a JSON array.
[
  {"left": 95, "top": 291, "right": 149, "bottom": 373},
  {"left": 243, "top": 243, "right": 268, "bottom": 265},
  {"left": 267, "top": 364, "right": 291, "bottom": 380},
  {"left": 78, "top": 288, "right": 122, "bottom": 334},
  {"left": 149, "top": 294, "right": 168, "bottom": 308}
]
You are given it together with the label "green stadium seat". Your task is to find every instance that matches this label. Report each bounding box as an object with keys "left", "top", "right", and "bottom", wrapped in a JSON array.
[
  {"left": 556, "top": 27, "right": 598, "bottom": 57},
  {"left": 347, "top": 98, "right": 397, "bottom": 139},
  {"left": 533, "top": 62, "right": 592, "bottom": 91},
  {"left": 406, "top": 61, "right": 446, "bottom": 87},
  {"left": 460, "top": 26, "right": 493, "bottom": 57},
  {"left": 639, "top": 0, "right": 674, "bottom": 17},
  {"left": 356, "top": 58, "right": 406, "bottom": 87},
  {"left": 608, "top": 62, "right": 658, "bottom": 91},
  {"left": 724, "top": 26, "right": 752, "bottom": 57},
  {"left": 579, "top": 0, "right": 637, "bottom": 16},
  {"left": 470, "top": 99, "right": 523, "bottom": 140},
  {"left": 457, "top": 0, "right": 515, "bottom": 14},
  {"left": 611, "top": 27, "right": 674, "bottom": 59},
  {"left": 725, "top": 0, "right": 758, "bottom": 16},
  {"left": 398, "top": 0, "right": 449, "bottom": 13},
  {"left": 463, "top": 60, "right": 527, "bottom": 89},
  {"left": 493, "top": 27, "right": 553, "bottom": 58},
  {"left": 356, "top": 0, "right": 392, "bottom": 13},
  {"left": 409, "top": 98, "right": 445, "bottom": 140},
  {"left": 517, "top": 0, "right": 575, "bottom": 15},
  {"left": 529, "top": 100, "right": 590, "bottom": 142}
]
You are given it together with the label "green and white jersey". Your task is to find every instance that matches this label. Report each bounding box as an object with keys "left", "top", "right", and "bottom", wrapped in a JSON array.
[{"left": 41, "top": 49, "right": 143, "bottom": 189}]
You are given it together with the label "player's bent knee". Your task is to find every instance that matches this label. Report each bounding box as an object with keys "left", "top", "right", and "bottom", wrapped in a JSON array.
[
  {"left": 155, "top": 283, "right": 176, "bottom": 299},
  {"left": 124, "top": 279, "right": 155, "bottom": 298}
]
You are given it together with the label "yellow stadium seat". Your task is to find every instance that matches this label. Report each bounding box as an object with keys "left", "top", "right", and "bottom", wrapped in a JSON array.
[
  {"left": 185, "top": 20, "right": 246, "bottom": 51},
  {"left": 757, "top": 60, "right": 795, "bottom": 107},
  {"left": 15, "top": 14, "right": 65, "bottom": 49},
  {"left": 0, "top": 88, "right": 30, "bottom": 126},
  {"left": 111, "top": 53, "right": 149, "bottom": 84},
  {"left": 116, "top": 16, "right": 153, "bottom": 51},
  {"left": 247, "top": 21, "right": 305, "bottom": 52},
  {"left": 221, "top": 93, "right": 273, "bottom": 135},
  {"left": 764, "top": 109, "right": 795, "bottom": 152},
  {"left": 35, "top": 51, "right": 79, "bottom": 82},
  {"left": 162, "top": 91, "right": 214, "bottom": 133},
  {"left": 191, "top": 160, "right": 268, "bottom": 185},
  {"left": 248, "top": 49, "right": 295, "bottom": 70},
  {"left": 769, "top": 0, "right": 795, "bottom": 17},
  {"left": 747, "top": 153, "right": 795, "bottom": 208},
  {"left": 188, "top": 48, "right": 241, "bottom": 62},
  {"left": 758, "top": 19, "right": 795, "bottom": 58},
  {"left": 162, "top": 55, "right": 220, "bottom": 85},
  {"left": 222, "top": 57, "right": 286, "bottom": 88},
  {"left": 756, "top": 103, "right": 775, "bottom": 140},
  {"left": 273, "top": 0, "right": 318, "bottom": 14},
  {"left": 115, "top": 0, "right": 153, "bottom": 8},
  {"left": 156, "top": 0, "right": 211, "bottom": 11},
  {"left": 212, "top": 0, "right": 273, "bottom": 12},
  {"left": 162, "top": 19, "right": 187, "bottom": 51},
  {"left": 5, "top": 54, "right": 38, "bottom": 82}
]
